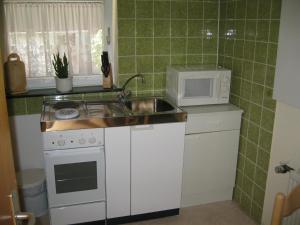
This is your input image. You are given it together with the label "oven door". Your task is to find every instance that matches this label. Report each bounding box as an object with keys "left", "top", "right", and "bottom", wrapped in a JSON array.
[{"left": 44, "top": 147, "right": 105, "bottom": 208}]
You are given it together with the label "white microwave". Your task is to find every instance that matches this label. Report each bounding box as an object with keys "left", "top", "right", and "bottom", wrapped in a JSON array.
[{"left": 166, "top": 65, "right": 231, "bottom": 106}]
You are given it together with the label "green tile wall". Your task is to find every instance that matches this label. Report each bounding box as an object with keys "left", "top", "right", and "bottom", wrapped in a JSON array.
[
  {"left": 218, "top": 0, "right": 281, "bottom": 223},
  {"left": 118, "top": 0, "right": 219, "bottom": 96},
  {"left": 6, "top": 92, "right": 117, "bottom": 116},
  {"left": 8, "top": 0, "right": 220, "bottom": 116}
]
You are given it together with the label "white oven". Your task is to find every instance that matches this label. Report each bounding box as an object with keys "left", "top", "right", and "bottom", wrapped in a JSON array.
[
  {"left": 44, "top": 147, "right": 105, "bottom": 207},
  {"left": 42, "top": 128, "right": 106, "bottom": 225}
]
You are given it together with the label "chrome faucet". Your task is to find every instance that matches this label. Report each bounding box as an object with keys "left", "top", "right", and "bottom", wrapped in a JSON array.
[{"left": 118, "top": 74, "right": 145, "bottom": 102}]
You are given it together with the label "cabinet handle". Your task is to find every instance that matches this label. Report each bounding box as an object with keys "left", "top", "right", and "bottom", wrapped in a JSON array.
[{"left": 131, "top": 125, "right": 154, "bottom": 131}]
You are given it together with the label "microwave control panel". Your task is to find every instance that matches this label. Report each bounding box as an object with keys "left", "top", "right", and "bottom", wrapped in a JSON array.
[{"left": 219, "top": 73, "right": 231, "bottom": 99}]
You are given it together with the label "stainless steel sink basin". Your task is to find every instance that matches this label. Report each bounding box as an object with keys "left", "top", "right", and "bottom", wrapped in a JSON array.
[
  {"left": 41, "top": 98, "right": 187, "bottom": 131},
  {"left": 86, "top": 100, "right": 129, "bottom": 117},
  {"left": 124, "top": 98, "right": 175, "bottom": 114}
]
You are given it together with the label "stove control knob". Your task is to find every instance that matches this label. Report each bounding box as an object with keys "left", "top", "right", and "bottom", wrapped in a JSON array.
[
  {"left": 57, "top": 139, "right": 65, "bottom": 146},
  {"left": 88, "top": 137, "right": 96, "bottom": 144},
  {"left": 79, "top": 138, "right": 86, "bottom": 145}
]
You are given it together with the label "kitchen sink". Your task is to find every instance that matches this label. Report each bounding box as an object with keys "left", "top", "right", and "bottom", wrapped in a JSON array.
[
  {"left": 124, "top": 98, "right": 175, "bottom": 114},
  {"left": 41, "top": 98, "right": 186, "bottom": 131},
  {"left": 86, "top": 100, "right": 129, "bottom": 117}
]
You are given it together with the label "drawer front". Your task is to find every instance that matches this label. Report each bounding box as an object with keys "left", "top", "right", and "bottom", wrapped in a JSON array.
[
  {"left": 50, "top": 201, "right": 105, "bottom": 225},
  {"left": 186, "top": 112, "right": 242, "bottom": 134}
]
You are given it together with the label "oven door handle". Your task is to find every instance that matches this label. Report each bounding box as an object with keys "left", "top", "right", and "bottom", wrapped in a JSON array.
[{"left": 44, "top": 147, "right": 103, "bottom": 157}]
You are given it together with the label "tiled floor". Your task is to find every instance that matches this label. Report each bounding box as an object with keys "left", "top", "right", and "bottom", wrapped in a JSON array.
[
  {"left": 123, "top": 201, "right": 257, "bottom": 225},
  {"left": 36, "top": 214, "right": 50, "bottom": 225},
  {"left": 37, "top": 201, "right": 257, "bottom": 225}
]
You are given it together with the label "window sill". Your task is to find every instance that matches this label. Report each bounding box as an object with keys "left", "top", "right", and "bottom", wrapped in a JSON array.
[{"left": 6, "top": 85, "right": 122, "bottom": 99}]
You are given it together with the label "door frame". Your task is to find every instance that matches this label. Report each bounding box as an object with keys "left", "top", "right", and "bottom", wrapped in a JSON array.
[{"left": 0, "top": 49, "right": 18, "bottom": 225}]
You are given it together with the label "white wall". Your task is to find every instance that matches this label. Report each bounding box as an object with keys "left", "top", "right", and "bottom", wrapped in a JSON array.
[
  {"left": 9, "top": 114, "right": 44, "bottom": 171},
  {"left": 273, "top": 0, "right": 300, "bottom": 108},
  {"left": 262, "top": 1, "right": 300, "bottom": 224},
  {"left": 262, "top": 102, "right": 300, "bottom": 225}
]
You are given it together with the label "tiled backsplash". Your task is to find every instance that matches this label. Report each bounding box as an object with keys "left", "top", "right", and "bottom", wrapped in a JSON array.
[
  {"left": 218, "top": 0, "right": 281, "bottom": 222},
  {"left": 117, "top": 0, "right": 219, "bottom": 95},
  {"left": 7, "top": 92, "right": 117, "bottom": 116}
]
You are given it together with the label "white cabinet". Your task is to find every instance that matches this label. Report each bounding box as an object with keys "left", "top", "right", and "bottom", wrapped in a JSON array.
[
  {"left": 181, "top": 104, "right": 242, "bottom": 207},
  {"left": 105, "top": 126, "right": 131, "bottom": 218},
  {"left": 130, "top": 123, "right": 186, "bottom": 215},
  {"left": 105, "top": 123, "right": 186, "bottom": 218},
  {"left": 183, "top": 130, "right": 240, "bottom": 206}
]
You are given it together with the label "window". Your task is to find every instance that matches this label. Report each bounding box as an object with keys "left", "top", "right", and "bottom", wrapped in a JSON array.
[{"left": 3, "top": 0, "right": 115, "bottom": 89}]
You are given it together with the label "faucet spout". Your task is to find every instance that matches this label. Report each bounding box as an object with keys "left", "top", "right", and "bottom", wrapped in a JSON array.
[
  {"left": 121, "top": 74, "right": 144, "bottom": 91},
  {"left": 118, "top": 74, "right": 145, "bottom": 102}
]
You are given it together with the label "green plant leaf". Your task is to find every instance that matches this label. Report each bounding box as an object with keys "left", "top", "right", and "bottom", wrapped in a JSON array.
[{"left": 52, "top": 52, "right": 69, "bottom": 78}]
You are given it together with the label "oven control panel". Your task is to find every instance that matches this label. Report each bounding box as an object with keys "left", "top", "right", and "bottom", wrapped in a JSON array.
[{"left": 43, "top": 128, "right": 104, "bottom": 150}]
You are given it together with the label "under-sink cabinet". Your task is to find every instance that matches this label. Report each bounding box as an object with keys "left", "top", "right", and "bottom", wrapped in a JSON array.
[
  {"left": 105, "top": 122, "right": 186, "bottom": 219},
  {"left": 131, "top": 123, "right": 185, "bottom": 215},
  {"left": 105, "top": 126, "right": 131, "bottom": 219}
]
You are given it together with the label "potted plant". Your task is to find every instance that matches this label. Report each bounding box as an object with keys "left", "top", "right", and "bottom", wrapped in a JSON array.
[{"left": 52, "top": 52, "right": 72, "bottom": 93}]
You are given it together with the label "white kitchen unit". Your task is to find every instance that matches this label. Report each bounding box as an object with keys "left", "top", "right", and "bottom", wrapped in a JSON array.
[
  {"left": 181, "top": 104, "right": 242, "bottom": 207},
  {"left": 105, "top": 126, "right": 131, "bottom": 219},
  {"left": 42, "top": 128, "right": 106, "bottom": 225},
  {"left": 130, "top": 123, "right": 186, "bottom": 215},
  {"left": 40, "top": 98, "right": 187, "bottom": 224}
]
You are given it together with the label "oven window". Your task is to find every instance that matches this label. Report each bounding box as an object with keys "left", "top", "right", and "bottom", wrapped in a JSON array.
[
  {"left": 54, "top": 161, "right": 97, "bottom": 194},
  {"left": 184, "top": 78, "right": 213, "bottom": 97}
]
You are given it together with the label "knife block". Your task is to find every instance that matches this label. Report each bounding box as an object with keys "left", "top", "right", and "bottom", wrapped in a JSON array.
[{"left": 103, "top": 64, "right": 113, "bottom": 89}]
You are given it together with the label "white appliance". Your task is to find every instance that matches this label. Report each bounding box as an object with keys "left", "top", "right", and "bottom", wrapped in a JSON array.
[
  {"left": 181, "top": 104, "right": 242, "bottom": 207},
  {"left": 42, "top": 128, "right": 106, "bottom": 225},
  {"left": 166, "top": 65, "right": 231, "bottom": 106}
]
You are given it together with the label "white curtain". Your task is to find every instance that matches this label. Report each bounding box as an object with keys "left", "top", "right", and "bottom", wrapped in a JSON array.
[{"left": 4, "top": 1, "right": 104, "bottom": 78}]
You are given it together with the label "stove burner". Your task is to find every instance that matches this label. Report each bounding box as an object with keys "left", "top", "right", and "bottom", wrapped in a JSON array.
[
  {"left": 55, "top": 108, "right": 80, "bottom": 120},
  {"left": 53, "top": 101, "right": 80, "bottom": 110}
]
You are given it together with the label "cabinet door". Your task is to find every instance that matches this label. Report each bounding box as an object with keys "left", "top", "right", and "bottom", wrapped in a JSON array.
[
  {"left": 105, "top": 126, "right": 130, "bottom": 218},
  {"left": 131, "top": 123, "right": 185, "bottom": 215},
  {"left": 181, "top": 130, "right": 240, "bottom": 207}
]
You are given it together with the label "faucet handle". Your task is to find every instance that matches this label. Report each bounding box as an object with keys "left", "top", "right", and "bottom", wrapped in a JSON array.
[
  {"left": 124, "top": 90, "right": 132, "bottom": 98},
  {"left": 117, "top": 89, "right": 132, "bottom": 102},
  {"left": 139, "top": 74, "right": 145, "bottom": 83}
]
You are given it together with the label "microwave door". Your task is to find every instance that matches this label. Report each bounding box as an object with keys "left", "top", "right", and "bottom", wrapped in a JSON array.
[
  {"left": 179, "top": 77, "right": 220, "bottom": 106},
  {"left": 184, "top": 78, "right": 213, "bottom": 98}
]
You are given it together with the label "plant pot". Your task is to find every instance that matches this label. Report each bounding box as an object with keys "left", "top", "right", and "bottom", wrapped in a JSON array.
[{"left": 55, "top": 77, "right": 73, "bottom": 93}]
